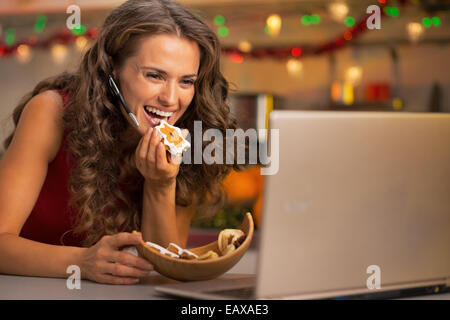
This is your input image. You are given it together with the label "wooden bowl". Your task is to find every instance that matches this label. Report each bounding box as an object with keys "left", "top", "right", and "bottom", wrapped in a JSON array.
[{"left": 135, "top": 212, "right": 254, "bottom": 281}]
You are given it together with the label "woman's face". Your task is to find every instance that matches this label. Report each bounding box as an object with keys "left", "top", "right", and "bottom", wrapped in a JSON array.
[{"left": 116, "top": 34, "right": 200, "bottom": 136}]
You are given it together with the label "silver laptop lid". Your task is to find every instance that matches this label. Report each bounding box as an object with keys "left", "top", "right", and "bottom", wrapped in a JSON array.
[{"left": 256, "top": 111, "right": 450, "bottom": 299}]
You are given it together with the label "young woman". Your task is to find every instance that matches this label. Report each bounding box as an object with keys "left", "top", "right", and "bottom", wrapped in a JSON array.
[{"left": 0, "top": 0, "right": 240, "bottom": 285}]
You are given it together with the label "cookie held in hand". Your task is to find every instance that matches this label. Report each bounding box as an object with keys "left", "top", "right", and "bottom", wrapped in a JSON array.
[{"left": 154, "top": 120, "right": 190, "bottom": 156}]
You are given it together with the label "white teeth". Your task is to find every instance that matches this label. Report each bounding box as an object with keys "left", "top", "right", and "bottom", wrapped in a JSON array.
[{"left": 144, "top": 106, "right": 173, "bottom": 117}]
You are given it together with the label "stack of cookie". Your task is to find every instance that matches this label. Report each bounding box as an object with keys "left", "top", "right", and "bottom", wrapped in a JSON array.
[{"left": 145, "top": 228, "right": 247, "bottom": 261}]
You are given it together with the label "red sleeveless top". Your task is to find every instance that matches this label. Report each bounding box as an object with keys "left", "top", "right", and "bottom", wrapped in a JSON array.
[{"left": 20, "top": 90, "right": 88, "bottom": 247}]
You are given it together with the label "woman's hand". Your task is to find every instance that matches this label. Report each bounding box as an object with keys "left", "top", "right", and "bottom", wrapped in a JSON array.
[
  {"left": 135, "top": 127, "right": 188, "bottom": 186},
  {"left": 79, "top": 232, "right": 154, "bottom": 285}
]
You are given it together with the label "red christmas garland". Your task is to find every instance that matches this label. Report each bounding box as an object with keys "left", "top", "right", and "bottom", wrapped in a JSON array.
[{"left": 0, "top": 1, "right": 405, "bottom": 60}]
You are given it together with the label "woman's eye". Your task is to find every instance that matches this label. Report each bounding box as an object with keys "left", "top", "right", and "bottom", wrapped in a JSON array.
[
  {"left": 182, "top": 79, "right": 195, "bottom": 86},
  {"left": 146, "top": 73, "right": 161, "bottom": 79},
  {"left": 145, "top": 73, "right": 194, "bottom": 85}
]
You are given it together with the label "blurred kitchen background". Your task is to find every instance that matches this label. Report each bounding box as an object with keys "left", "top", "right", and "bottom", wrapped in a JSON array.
[{"left": 0, "top": 0, "right": 449, "bottom": 239}]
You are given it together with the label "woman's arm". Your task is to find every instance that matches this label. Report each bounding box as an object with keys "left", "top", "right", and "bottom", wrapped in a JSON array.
[
  {"left": 136, "top": 127, "right": 195, "bottom": 248},
  {"left": 0, "top": 90, "right": 86, "bottom": 277},
  {"left": 0, "top": 91, "right": 152, "bottom": 283},
  {"left": 0, "top": 233, "right": 84, "bottom": 278},
  {"left": 141, "top": 179, "right": 178, "bottom": 248},
  {"left": 141, "top": 179, "right": 195, "bottom": 248}
]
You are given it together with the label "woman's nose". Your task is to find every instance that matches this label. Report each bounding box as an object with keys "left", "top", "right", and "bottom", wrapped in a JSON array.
[{"left": 158, "top": 81, "right": 178, "bottom": 107}]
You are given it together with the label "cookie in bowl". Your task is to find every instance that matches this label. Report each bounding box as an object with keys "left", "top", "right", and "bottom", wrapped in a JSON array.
[{"left": 134, "top": 212, "right": 254, "bottom": 281}]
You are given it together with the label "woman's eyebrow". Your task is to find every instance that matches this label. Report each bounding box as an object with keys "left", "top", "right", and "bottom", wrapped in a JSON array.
[{"left": 139, "top": 66, "right": 197, "bottom": 78}]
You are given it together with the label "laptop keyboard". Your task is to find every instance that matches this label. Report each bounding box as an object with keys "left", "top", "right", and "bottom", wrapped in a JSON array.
[{"left": 205, "top": 286, "right": 255, "bottom": 299}]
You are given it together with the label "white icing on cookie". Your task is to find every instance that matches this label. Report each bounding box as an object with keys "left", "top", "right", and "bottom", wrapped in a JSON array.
[
  {"left": 181, "top": 248, "right": 199, "bottom": 259},
  {"left": 146, "top": 241, "right": 179, "bottom": 258},
  {"left": 167, "top": 242, "right": 184, "bottom": 255},
  {"left": 155, "top": 120, "right": 190, "bottom": 156},
  {"left": 167, "top": 243, "right": 199, "bottom": 259}
]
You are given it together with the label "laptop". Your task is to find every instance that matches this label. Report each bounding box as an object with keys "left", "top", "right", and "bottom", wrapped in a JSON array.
[{"left": 155, "top": 111, "right": 450, "bottom": 299}]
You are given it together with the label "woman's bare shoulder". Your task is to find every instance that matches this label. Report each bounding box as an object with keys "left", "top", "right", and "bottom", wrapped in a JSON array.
[
  {"left": 36, "top": 89, "right": 65, "bottom": 108},
  {"left": 12, "top": 89, "right": 65, "bottom": 163},
  {"left": 0, "top": 90, "right": 66, "bottom": 235},
  {"left": 24, "top": 89, "right": 65, "bottom": 118}
]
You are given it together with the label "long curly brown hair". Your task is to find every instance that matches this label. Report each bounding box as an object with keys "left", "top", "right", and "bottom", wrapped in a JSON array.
[{"left": 3, "top": 0, "right": 243, "bottom": 247}]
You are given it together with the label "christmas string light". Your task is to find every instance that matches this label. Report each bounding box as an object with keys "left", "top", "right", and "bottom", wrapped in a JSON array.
[
  {"left": 5, "top": 28, "right": 16, "bottom": 46},
  {"left": 218, "top": 26, "right": 229, "bottom": 38},
  {"left": 34, "top": 15, "right": 47, "bottom": 34},
  {"left": 238, "top": 40, "right": 252, "bottom": 53},
  {"left": 423, "top": 16, "right": 441, "bottom": 28},
  {"left": 51, "top": 43, "right": 68, "bottom": 64},
  {"left": 383, "top": 6, "right": 399, "bottom": 17},
  {"left": 329, "top": 1, "right": 349, "bottom": 22},
  {"left": 214, "top": 15, "right": 225, "bottom": 26},
  {"left": 75, "top": 36, "right": 89, "bottom": 52},
  {"left": 407, "top": 22, "right": 424, "bottom": 43},
  {"left": 286, "top": 59, "right": 303, "bottom": 78},
  {"left": 291, "top": 47, "right": 302, "bottom": 57},
  {"left": 266, "top": 14, "right": 282, "bottom": 36},
  {"left": 71, "top": 25, "right": 87, "bottom": 36},
  {"left": 344, "top": 16, "right": 355, "bottom": 27},
  {"left": 16, "top": 44, "right": 32, "bottom": 63},
  {"left": 431, "top": 17, "right": 441, "bottom": 27},
  {"left": 230, "top": 52, "right": 244, "bottom": 63}
]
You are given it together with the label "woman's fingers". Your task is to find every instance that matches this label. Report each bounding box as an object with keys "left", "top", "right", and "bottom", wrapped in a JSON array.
[
  {"left": 101, "top": 260, "right": 151, "bottom": 278},
  {"left": 136, "top": 127, "right": 190, "bottom": 178},
  {"left": 96, "top": 273, "right": 140, "bottom": 285},
  {"left": 102, "top": 233, "right": 154, "bottom": 270},
  {"left": 105, "top": 232, "right": 142, "bottom": 249},
  {"left": 87, "top": 233, "right": 155, "bottom": 285},
  {"left": 169, "top": 152, "right": 182, "bottom": 165},
  {"left": 108, "top": 250, "right": 154, "bottom": 271},
  {"left": 136, "top": 128, "right": 152, "bottom": 167},
  {"left": 156, "top": 142, "right": 168, "bottom": 170},
  {"left": 147, "top": 127, "right": 160, "bottom": 165},
  {"left": 139, "top": 128, "right": 152, "bottom": 159}
]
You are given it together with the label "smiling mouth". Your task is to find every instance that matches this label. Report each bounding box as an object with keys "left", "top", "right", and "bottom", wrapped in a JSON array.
[{"left": 144, "top": 106, "right": 174, "bottom": 125}]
